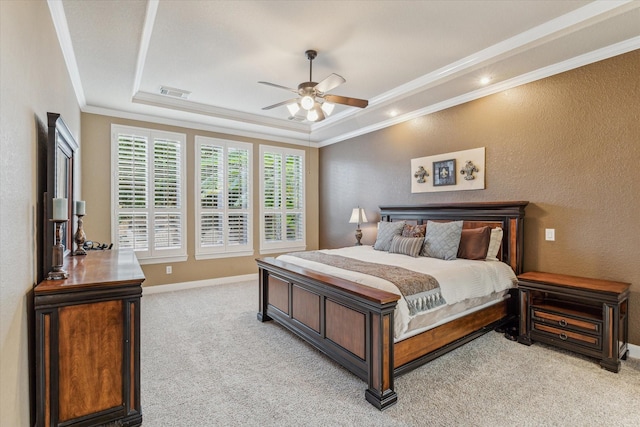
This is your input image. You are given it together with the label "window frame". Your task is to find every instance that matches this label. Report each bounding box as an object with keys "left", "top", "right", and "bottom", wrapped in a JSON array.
[
  {"left": 259, "top": 144, "right": 306, "bottom": 254},
  {"left": 194, "top": 136, "right": 253, "bottom": 260},
  {"left": 111, "top": 124, "right": 187, "bottom": 264}
]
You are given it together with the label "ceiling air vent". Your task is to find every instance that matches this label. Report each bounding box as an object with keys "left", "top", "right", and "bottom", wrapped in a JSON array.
[{"left": 159, "top": 86, "right": 191, "bottom": 99}]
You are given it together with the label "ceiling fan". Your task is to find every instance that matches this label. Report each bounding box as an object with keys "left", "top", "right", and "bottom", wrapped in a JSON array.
[{"left": 259, "top": 50, "right": 368, "bottom": 122}]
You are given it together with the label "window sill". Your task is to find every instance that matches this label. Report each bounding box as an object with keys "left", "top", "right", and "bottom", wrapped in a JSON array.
[
  {"left": 137, "top": 255, "right": 188, "bottom": 265},
  {"left": 259, "top": 245, "right": 306, "bottom": 255},
  {"left": 195, "top": 250, "right": 255, "bottom": 260}
]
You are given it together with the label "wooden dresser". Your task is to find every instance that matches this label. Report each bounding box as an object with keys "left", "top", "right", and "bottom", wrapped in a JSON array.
[
  {"left": 35, "top": 250, "right": 144, "bottom": 427},
  {"left": 517, "top": 271, "right": 630, "bottom": 372}
]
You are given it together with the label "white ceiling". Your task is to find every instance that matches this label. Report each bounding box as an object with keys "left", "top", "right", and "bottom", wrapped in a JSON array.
[{"left": 53, "top": 0, "right": 640, "bottom": 146}]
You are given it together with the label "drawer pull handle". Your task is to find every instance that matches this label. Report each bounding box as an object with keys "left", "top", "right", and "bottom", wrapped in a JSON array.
[
  {"left": 559, "top": 319, "right": 567, "bottom": 327},
  {"left": 559, "top": 333, "right": 568, "bottom": 340}
]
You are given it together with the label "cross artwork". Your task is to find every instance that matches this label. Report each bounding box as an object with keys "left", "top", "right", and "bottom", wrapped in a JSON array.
[{"left": 414, "top": 166, "right": 429, "bottom": 183}]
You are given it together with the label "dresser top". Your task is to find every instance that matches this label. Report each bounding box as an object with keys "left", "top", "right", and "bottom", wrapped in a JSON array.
[{"left": 36, "top": 250, "right": 145, "bottom": 294}]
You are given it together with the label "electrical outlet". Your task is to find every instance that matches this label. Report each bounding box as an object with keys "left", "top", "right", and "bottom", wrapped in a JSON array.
[
  {"left": 545, "top": 229, "right": 555, "bottom": 241},
  {"left": 166, "top": 266, "right": 172, "bottom": 274}
]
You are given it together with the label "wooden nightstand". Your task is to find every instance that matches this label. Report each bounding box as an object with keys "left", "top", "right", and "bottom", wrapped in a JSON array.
[{"left": 517, "top": 271, "right": 630, "bottom": 372}]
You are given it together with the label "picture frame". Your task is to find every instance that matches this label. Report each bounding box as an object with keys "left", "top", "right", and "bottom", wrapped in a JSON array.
[{"left": 433, "top": 159, "right": 456, "bottom": 186}]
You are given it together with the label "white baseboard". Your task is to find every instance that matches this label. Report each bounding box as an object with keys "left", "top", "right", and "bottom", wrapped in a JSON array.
[
  {"left": 628, "top": 343, "right": 640, "bottom": 360},
  {"left": 142, "top": 273, "right": 258, "bottom": 295}
]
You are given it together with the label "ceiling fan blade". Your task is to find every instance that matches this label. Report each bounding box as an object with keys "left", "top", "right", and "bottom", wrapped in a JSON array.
[
  {"left": 262, "top": 99, "right": 299, "bottom": 110},
  {"left": 258, "top": 81, "right": 298, "bottom": 93},
  {"left": 323, "top": 94, "right": 368, "bottom": 109},
  {"left": 314, "top": 73, "right": 346, "bottom": 94}
]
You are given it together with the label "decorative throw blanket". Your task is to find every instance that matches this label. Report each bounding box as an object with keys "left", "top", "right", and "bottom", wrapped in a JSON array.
[{"left": 289, "top": 251, "right": 446, "bottom": 315}]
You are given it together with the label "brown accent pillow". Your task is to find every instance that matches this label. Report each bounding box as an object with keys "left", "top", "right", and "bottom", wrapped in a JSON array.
[
  {"left": 457, "top": 226, "right": 491, "bottom": 260},
  {"left": 402, "top": 224, "right": 427, "bottom": 238}
]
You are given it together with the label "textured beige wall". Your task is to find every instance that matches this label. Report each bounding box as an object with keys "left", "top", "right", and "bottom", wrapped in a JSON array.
[
  {"left": 319, "top": 50, "right": 640, "bottom": 345},
  {"left": 0, "top": 2, "right": 81, "bottom": 426},
  {"left": 80, "top": 113, "right": 319, "bottom": 287}
]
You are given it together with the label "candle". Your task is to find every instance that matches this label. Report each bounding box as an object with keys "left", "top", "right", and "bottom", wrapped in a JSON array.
[
  {"left": 75, "top": 200, "right": 86, "bottom": 216},
  {"left": 52, "top": 198, "right": 68, "bottom": 220}
]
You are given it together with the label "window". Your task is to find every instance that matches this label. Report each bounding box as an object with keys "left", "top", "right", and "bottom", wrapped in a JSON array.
[
  {"left": 259, "top": 145, "right": 305, "bottom": 253},
  {"left": 111, "top": 125, "right": 187, "bottom": 263},
  {"left": 195, "top": 137, "right": 253, "bottom": 259}
]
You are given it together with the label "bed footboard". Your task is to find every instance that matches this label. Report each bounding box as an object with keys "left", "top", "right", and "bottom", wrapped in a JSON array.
[{"left": 257, "top": 257, "right": 400, "bottom": 410}]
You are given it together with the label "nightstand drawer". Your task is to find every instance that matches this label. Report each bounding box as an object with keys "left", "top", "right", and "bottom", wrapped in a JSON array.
[
  {"left": 531, "top": 308, "right": 601, "bottom": 335},
  {"left": 532, "top": 322, "right": 601, "bottom": 350}
]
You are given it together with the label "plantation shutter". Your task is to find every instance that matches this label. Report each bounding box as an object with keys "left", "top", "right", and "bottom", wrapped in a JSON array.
[
  {"left": 263, "top": 152, "right": 282, "bottom": 242},
  {"left": 153, "top": 139, "right": 182, "bottom": 251},
  {"left": 260, "top": 145, "right": 305, "bottom": 253},
  {"left": 195, "top": 137, "right": 252, "bottom": 258},
  {"left": 112, "top": 125, "right": 186, "bottom": 262},
  {"left": 227, "top": 146, "right": 249, "bottom": 246},
  {"left": 199, "top": 144, "right": 224, "bottom": 248},
  {"left": 116, "top": 133, "right": 149, "bottom": 251},
  {"left": 285, "top": 153, "right": 304, "bottom": 241}
]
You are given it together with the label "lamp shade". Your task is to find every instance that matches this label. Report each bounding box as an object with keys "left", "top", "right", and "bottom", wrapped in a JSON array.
[
  {"left": 321, "top": 101, "right": 335, "bottom": 116},
  {"left": 349, "top": 208, "right": 367, "bottom": 225}
]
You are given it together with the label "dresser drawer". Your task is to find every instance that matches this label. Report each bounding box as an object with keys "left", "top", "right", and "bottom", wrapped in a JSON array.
[
  {"left": 531, "top": 307, "right": 601, "bottom": 335},
  {"left": 532, "top": 322, "right": 601, "bottom": 351}
]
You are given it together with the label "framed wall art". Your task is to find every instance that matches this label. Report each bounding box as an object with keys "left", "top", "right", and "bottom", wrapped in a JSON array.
[
  {"left": 410, "top": 147, "right": 485, "bottom": 193},
  {"left": 433, "top": 159, "right": 456, "bottom": 186}
]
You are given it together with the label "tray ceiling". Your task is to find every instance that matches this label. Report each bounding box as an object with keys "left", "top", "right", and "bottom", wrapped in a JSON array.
[{"left": 54, "top": 0, "right": 640, "bottom": 146}]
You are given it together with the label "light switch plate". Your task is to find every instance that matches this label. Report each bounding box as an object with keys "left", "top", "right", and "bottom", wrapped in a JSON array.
[{"left": 545, "top": 229, "right": 555, "bottom": 241}]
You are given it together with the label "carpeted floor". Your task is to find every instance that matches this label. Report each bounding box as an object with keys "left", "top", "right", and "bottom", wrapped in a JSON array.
[{"left": 141, "top": 281, "right": 640, "bottom": 426}]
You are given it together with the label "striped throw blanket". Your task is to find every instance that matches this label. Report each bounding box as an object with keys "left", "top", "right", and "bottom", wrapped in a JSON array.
[{"left": 289, "top": 251, "right": 446, "bottom": 315}]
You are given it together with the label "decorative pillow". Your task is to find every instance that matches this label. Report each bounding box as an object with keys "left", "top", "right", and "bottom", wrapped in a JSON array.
[
  {"left": 422, "top": 220, "right": 463, "bottom": 260},
  {"left": 486, "top": 227, "right": 503, "bottom": 260},
  {"left": 457, "top": 226, "right": 491, "bottom": 260},
  {"left": 389, "top": 235, "right": 424, "bottom": 257},
  {"left": 373, "top": 221, "right": 405, "bottom": 251},
  {"left": 402, "top": 224, "right": 427, "bottom": 238}
]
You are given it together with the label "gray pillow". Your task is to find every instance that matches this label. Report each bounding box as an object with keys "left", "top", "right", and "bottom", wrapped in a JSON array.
[
  {"left": 389, "top": 235, "right": 424, "bottom": 257},
  {"left": 422, "top": 220, "right": 463, "bottom": 260},
  {"left": 373, "top": 221, "right": 405, "bottom": 251}
]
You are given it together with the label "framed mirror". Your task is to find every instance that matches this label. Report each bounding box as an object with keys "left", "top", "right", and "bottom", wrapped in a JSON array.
[{"left": 43, "top": 112, "right": 78, "bottom": 279}]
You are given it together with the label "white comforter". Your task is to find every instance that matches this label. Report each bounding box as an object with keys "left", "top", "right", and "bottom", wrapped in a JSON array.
[{"left": 278, "top": 246, "right": 517, "bottom": 339}]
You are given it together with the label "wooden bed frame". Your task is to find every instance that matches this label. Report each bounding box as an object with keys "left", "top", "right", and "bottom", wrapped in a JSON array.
[{"left": 257, "top": 201, "right": 528, "bottom": 409}]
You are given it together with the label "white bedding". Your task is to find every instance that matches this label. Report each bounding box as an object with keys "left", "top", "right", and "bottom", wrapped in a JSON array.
[{"left": 278, "top": 245, "right": 517, "bottom": 340}]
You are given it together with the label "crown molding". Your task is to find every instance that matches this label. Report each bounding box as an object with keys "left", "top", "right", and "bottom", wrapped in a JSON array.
[
  {"left": 51, "top": 0, "right": 638, "bottom": 149},
  {"left": 47, "top": 0, "right": 86, "bottom": 108},
  {"left": 131, "top": 0, "right": 158, "bottom": 95},
  {"left": 317, "top": 36, "right": 640, "bottom": 147},
  {"left": 131, "top": 91, "right": 311, "bottom": 133},
  {"left": 82, "top": 105, "right": 318, "bottom": 148}
]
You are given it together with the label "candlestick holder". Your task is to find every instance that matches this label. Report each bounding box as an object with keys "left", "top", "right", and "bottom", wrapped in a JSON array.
[
  {"left": 47, "top": 219, "right": 69, "bottom": 280},
  {"left": 74, "top": 214, "right": 87, "bottom": 256}
]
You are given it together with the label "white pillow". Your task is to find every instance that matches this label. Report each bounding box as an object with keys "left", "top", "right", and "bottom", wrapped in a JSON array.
[{"left": 486, "top": 227, "right": 503, "bottom": 260}]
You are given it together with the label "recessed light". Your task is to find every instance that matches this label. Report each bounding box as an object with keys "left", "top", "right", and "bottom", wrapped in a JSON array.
[
  {"left": 479, "top": 76, "right": 492, "bottom": 85},
  {"left": 389, "top": 110, "right": 399, "bottom": 117}
]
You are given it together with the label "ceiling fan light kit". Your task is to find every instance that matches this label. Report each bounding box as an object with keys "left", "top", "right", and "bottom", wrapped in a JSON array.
[
  {"left": 300, "top": 94, "right": 315, "bottom": 110},
  {"left": 259, "top": 49, "right": 368, "bottom": 123}
]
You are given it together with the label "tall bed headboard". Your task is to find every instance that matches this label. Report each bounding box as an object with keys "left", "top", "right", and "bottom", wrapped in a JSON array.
[{"left": 379, "top": 201, "right": 528, "bottom": 274}]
